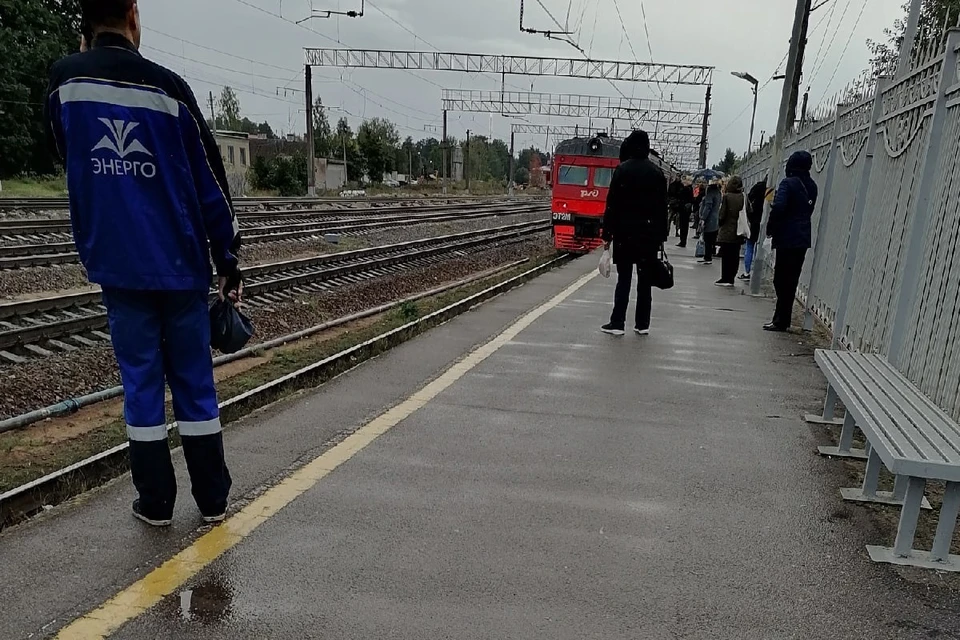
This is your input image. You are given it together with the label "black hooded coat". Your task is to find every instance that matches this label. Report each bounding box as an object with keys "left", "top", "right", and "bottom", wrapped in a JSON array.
[
  {"left": 767, "top": 151, "right": 819, "bottom": 250},
  {"left": 601, "top": 130, "right": 669, "bottom": 265}
]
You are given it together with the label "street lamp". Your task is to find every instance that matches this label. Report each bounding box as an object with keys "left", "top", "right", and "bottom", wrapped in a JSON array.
[{"left": 731, "top": 71, "right": 759, "bottom": 154}]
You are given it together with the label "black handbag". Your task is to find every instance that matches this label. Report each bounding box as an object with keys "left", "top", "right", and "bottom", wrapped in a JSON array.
[{"left": 649, "top": 244, "right": 675, "bottom": 290}]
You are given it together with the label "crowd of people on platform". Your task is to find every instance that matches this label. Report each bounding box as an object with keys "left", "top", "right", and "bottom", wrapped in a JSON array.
[{"left": 601, "top": 133, "right": 819, "bottom": 336}]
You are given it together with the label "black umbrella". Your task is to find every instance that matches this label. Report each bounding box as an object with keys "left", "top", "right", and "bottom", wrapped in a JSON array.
[{"left": 691, "top": 169, "right": 724, "bottom": 182}]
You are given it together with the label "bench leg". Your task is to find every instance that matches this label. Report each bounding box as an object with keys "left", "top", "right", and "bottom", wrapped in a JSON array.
[
  {"left": 817, "top": 413, "right": 867, "bottom": 460},
  {"left": 805, "top": 385, "right": 844, "bottom": 426},
  {"left": 861, "top": 447, "right": 881, "bottom": 498},
  {"left": 868, "top": 480, "right": 960, "bottom": 570},
  {"left": 893, "top": 475, "right": 907, "bottom": 501},
  {"left": 893, "top": 476, "right": 926, "bottom": 557},
  {"left": 840, "top": 452, "right": 931, "bottom": 509},
  {"left": 931, "top": 481, "right": 960, "bottom": 563}
]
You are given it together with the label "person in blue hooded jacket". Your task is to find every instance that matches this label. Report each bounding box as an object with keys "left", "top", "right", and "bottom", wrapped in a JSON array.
[
  {"left": 45, "top": 0, "right": 241, "bottom": 526},
  {"left": 764, "top": 151, "right": 818, "bottom": 332}
]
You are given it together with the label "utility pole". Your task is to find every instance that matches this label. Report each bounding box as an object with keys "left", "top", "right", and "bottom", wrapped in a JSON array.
[
  {"left": 899, "top": 0, "right": 923, "bottom": 74},
  {"left": 442, "top": 110, "right": 448, "bottom": 195},
  {"left": 208, "top": 92, "right": 218, "bottom": 135},
  {"left": 799, "top": 90, "right": 810, "bottom": 128},
  {"left": 342, "top": 133, "right": 348, "bottom": 188},
  {"left": 305, "top": 65, "right": 316, "bottom": 197},
  {"left": 698, "top": 86, "right": 711, "bottom": 169},
  {"left": 787, "top": 0, "right": 812, "bottom": 129},
  {"left": 751, "top": 0, "right": 810, "bottom": 296},
  {"left": 465, "top": 129, "right": 471, "bottom": 192},
  {"left": 509, "top": 130, "right": 516, "bottom": 196}
]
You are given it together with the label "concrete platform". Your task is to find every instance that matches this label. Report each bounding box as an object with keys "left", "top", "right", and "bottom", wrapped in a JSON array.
[{"left": 3, "top": 247, "right": 960, "bottom": 639}]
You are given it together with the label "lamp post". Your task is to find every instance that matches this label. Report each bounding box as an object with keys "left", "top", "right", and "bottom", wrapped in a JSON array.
[{"left": 731, "top": 71, "right": 759, "bottom": 153}]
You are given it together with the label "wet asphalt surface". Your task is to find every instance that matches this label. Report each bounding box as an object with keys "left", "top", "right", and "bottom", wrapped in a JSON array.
[{"left": 3, "top": 247, "right": 960, "bottom": 639}]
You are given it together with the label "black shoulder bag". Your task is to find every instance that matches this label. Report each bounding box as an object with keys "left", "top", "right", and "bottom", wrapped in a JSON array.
[{"left": 649, "top": 244, "right": 675, "bottom": 290}]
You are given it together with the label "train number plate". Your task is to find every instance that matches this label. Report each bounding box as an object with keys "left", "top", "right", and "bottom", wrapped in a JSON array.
[{"left": 552, "top": 212, "right": 573, "bottom": 222}]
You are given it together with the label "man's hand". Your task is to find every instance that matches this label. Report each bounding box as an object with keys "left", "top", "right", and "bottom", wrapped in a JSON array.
[
  {"left": 80, "top": 35, "right": 88, "bottom": 52},
  {"left": 218, "top": 270, "right": 243, "bottom": 306}
]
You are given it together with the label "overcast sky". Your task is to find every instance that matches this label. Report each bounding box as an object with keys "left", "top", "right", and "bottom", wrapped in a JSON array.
[{"left": 139, "top": 0, "right": 905, "bottom": 166}]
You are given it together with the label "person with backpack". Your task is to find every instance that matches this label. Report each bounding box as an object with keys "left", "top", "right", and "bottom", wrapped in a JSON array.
[
  {"left": 45, "top": 0, "right": 242, "bottom": 526},
  {"left": 764, "top": 152, "right": 818, "bottom": 332},
  {"left": 600, "top": 130, "right": 669, "bottom": 336}
]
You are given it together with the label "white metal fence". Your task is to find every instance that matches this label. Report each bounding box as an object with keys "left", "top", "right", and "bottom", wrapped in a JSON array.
[{"left": 738, "top": 25, "right": 960, "bottom": 418}]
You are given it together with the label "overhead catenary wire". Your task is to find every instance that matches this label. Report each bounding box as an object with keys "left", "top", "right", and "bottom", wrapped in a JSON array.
[
  {"left": 154, "top": 1, "right": 453, "bottom": 132},
  {"left": 713, "top": 5, "right": 834, "bottom": 139},
  {"left": 819, "top": 0, "right": 869, "bottom": 101},
  {"left": 807, "top": 0, "right": 852, "bottom": 88}
]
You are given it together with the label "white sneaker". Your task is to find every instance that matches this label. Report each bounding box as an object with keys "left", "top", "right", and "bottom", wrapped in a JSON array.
[{"left": 635, "top": 328, "right": 650, "bottom": 336}]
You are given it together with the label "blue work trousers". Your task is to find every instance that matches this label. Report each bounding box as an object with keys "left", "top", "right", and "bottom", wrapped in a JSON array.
[{"left": 102, "top": 288, "right": 231, "bottom": 519}]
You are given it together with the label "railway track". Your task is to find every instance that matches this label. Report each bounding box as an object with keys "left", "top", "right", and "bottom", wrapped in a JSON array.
[
  {"left": 0, "top": 194, "right": 541, "bottom": 213},
  {"left": 0, "top": 202, "right": 548, "bottom": 268},
  {"left": 0, "top": 220, "right": 550, "bottom": 363}
]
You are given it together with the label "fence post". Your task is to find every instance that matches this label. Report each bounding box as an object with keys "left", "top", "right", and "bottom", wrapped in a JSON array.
[
  {"left": 888, "top": 29, "right": 960, "bottom": 367},
  {"left": 831, "top": 78, "right": 890, "bottom": 350},
  {"left": 802, "top": 107, "right": 844, "bottom": 331}
]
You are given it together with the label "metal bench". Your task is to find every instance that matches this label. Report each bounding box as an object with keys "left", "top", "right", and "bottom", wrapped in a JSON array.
[{"left": 809, "top": 349, "right": 960, "bottom": 570}]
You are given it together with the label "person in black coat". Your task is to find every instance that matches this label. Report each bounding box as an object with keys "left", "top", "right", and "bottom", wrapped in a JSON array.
[
  {"left": 741, "top": 177, "right": 767, "bottom": 279},
  {"left": 600, "top": 130, "right": 669, "bottom": 336},
  {"left": 764, "top": 151, "right": 818, "bottom": 331},
  {"left": 668, "top": 178, "right": 694, "bottom": 247}
]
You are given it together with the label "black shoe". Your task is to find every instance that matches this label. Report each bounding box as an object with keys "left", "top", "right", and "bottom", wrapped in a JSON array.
[
  {"left": 635, "top": 327, "right": 650, "bottom": 336},
  {"left": 601, "top": 323, "right": 625, "bottom": 336},
  {"left": 132, "top": 499, "right": 173, "bottom": 527},
  {"left": 763, "top": 323, "right": 789, "bottom": 332},
  {"left": 676, "top": 242, "right": 686, "bottom": 248}
]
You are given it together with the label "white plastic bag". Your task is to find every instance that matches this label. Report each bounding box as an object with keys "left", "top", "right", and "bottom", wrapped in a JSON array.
[
  {"left": 598, "top": 248, "right": 612, "bottom": 278},
  {"left": 737, "top": 199, "right": 751, "bottom": 238}
]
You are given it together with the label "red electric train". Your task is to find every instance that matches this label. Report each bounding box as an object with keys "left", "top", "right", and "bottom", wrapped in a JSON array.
[{"left": 550, "top": 134, "right": 677, "bottom": 253}]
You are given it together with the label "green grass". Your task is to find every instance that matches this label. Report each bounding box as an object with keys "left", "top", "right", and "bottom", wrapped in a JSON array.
[{"left": 0, "top": 175, "right": 68, "bottom": 198}]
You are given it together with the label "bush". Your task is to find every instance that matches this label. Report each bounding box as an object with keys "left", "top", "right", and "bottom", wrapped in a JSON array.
[{"left": 249, "top": 153, "right": 307, "bottom": 197}]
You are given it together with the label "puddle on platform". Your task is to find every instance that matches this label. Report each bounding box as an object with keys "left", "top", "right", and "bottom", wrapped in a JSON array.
[{"left": 158, "top": 573, "right": 235, "bottom": 626}]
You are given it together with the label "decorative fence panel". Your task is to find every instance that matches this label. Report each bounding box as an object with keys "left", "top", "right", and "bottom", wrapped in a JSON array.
[{"left": 735, "top": 28, "right": 960, "bottom": 421}]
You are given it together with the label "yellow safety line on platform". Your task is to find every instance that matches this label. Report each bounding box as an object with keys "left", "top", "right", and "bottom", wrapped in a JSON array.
[{"left": 55, "top": 270, "right": 598, "bottom": 639}]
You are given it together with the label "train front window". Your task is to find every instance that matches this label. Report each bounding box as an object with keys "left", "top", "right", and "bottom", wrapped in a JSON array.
[
  {"left": 558, "top": 165, "right": 589, "bottom": 186},
  {"left": 594, "top": 168, "right": 613, "bottom": 188}
]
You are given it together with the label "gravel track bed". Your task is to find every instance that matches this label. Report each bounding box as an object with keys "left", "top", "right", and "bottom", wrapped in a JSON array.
[
  {"left": 0, "top": 211, "right": 548, "bottom": 299},
  {"left": 0, "top": 234, "right": 553, "bottom": 421},
  {"left": 242, "top": 210, "right": 547, "bottom": 264},
  {"left": 0, "top": 264, "right": 91, "bottom": 300}
]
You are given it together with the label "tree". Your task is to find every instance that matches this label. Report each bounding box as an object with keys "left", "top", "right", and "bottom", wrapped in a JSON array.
[
  {"left": 487, "top": 138, "right": 511, "bottom": 182},
  {"left": 712, "top": 148, "right": 738, "bottom": 174},
  {"left": 312, "top": 97, "right": 334, "bottom": 157},
  {"left": 255, "top": 121, "right": 276, "bottom": 138},
  {"left": 869, "top": 1, "right": 959, "bottom": 76},
  {"left": 217, "top": 87, "right": 242, "bottom": 131},
  {"left": 416, "top": 137, "right": 442, "bottom": 176},
  {"left": 357, "top": 117, "right": 400, "bottom": 182},
  {"left": 336, "top": 118, "right": 365, "bottom": 183},
  {"left": 397, "top": 136, "right": 419, "bottom": 177},
  {"left": 514, "top": 166, "right": 530, "bottom": 185},
  {"left": 529, "top": 152, "right": 544, "bottom": 188},
  {"left": 0, "top": 0, "right": 82, "bottom": 178}
]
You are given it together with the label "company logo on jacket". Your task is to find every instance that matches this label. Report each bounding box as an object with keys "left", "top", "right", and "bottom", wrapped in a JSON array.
[{"left": 91, "top": 118, "right": 157, "bottom": 178}]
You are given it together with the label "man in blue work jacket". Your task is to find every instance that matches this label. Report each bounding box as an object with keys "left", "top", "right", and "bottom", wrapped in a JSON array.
[{"left": 45, "top": 0, "right": 242, "bottom": 526}]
